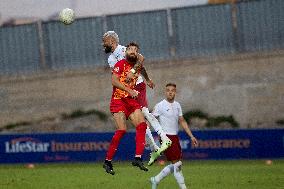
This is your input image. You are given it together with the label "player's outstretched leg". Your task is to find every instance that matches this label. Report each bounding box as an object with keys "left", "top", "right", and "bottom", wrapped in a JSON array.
[
  {"left": 148, "top": 149, "right": 160, "bottom": 166},
  {"left": 146, "top": 125, "right": 160, "bottom": 151},
  {"left": 142, "top": 107, "right": 172, "bottom": 150},
  {"left": 158, "top": 137, "right": 172, "bottom": 157},
  {"left": 103, "top": 160, "right": 115, "bottom": 175},
  {"left": 142, "top": 107, "right": 172, "bottom": 165}
]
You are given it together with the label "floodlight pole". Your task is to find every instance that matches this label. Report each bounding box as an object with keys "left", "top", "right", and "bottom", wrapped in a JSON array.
[
  {"left": 231, "top": 0, "right": 240, "bottom": 52},
  {"left": 36, "top": 20, "right": 47, "bottom": 70},
  {"left": 167, "top": 9, "right": 176, "bottom": 58}
]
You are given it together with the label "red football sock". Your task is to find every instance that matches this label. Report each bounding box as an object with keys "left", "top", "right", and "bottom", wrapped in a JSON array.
[
  {"left": 135, "top": 122, "right": 147, "bottom": 157},
  {"left": 106, "top": 130, "right": 126, "bottom": 161}
]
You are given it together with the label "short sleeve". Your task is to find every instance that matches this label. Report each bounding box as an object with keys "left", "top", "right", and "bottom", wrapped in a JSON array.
[
  {"left": 121, "top": 46, "right": 126, "bottom": 58},
  {"left": 152, "top": 103, "right": 161, "bottom": 117},
  {"left": 177, "top": 102, "right": 183, "bottom": 117},
  {"left": 114, "top": 45, "right": 126, "bottom": 62},
  {"left": 108, "top": 56, "right": 117, "bottom": 68}
]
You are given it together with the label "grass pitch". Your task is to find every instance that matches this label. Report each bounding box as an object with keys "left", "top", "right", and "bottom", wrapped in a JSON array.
[{"left": 0, "top": 159, "right": 283, "bottom": 189}]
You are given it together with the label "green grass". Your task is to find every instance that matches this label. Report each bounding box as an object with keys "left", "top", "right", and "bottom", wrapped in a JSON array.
[{"left": 0, "top": 159, "right": 283, "bottom": 189}]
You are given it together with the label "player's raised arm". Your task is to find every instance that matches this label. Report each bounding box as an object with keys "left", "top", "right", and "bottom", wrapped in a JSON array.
[
  {"left": 137, "top": 53, "right": 144, "bottom": 64},
  {"left": 131, "top": 54, "right": 155, "bottom": 89},
  {"left": 140, "top": 66, "right": 155, "bottom": 89}
]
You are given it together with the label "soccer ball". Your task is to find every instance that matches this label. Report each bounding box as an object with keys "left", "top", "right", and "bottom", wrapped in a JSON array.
[{"left": 59, "top": 8, "right": 75, "bottom": 25}]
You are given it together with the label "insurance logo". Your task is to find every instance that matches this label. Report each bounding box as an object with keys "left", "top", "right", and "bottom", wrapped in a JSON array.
[{"left": 5, "top": 137, "right": 50, "bottom": 153}]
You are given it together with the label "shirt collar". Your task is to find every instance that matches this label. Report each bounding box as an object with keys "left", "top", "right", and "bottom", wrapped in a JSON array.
[{"left": 164, "top": 99, "right": 175, "bottom": 104}]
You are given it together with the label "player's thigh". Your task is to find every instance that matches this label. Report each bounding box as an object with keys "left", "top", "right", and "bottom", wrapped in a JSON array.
[
  {"left": 113, "top": 112, "right": 127, "bottom": 130},
  {"left": 129, "top": 109, "right": 145, "bottom": 127},
  {"left": 165, "top": 135, "right": 182, "bottom": 162}
]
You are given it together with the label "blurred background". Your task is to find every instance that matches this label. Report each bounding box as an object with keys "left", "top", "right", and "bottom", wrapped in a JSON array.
[{"left": 0, "top": 0, "right": 283, "bottom": 163}]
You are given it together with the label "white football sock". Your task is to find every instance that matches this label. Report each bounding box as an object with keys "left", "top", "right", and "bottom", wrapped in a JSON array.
[
  {"left": 145, "top": 125, "right": 159, "bottom": 151},
  {"left": 154, "top": 164, "right": 174, "bottom": 183},
  {"left": 142, "top": 107, "right": 169, "bottom": 142},
  {"left": 173, "top": 161, "right": 187, "bottom": 189}
]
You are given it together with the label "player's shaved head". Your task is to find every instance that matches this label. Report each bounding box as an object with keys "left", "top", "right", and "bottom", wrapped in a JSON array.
[
  {"left": 103, "top": 31, "right": 119, "bottom": 43},
  {"left": 102, "top": 31, "right": 119, "bottom": 53}
]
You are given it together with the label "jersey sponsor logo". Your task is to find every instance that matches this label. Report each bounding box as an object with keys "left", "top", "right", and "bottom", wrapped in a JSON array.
[{"left": 113, "top": 67, "right": 119, "bottom": 73}]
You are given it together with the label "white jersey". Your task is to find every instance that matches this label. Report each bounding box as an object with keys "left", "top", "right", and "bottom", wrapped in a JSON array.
[
  {"left": 108, "top": 44, "right": 126, "bottom": 68},
  {"left": 107, "top": 44, "right": 143, "bottom": 84},
  {"left": 152, "top": 99, "right": 183, "bottom": 135}
]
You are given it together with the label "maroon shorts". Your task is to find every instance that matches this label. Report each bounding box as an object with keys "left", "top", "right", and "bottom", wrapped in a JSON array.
[
  {"left": 164, "top": 135, "right": 182, "bottom": 161},
  {"left": 110, "top": 97, "right": 142, "bottom": 119},
  {"left": 134, "top": 82, "right": 148, "bottom": 108}
]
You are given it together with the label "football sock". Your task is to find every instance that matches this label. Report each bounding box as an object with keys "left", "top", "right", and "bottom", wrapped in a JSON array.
[
  {"left": 135, "top": 122, "right": 147, "bottom": 156},
  {"left": 142, "top": 107, "right": 169, "bottom": 141},
  {"left": 145, "top": 125, "right": 159, "bottom": 151},
  {"left": 105, "top": 130, "right": 126, "bottom": 161},
  {"left": 154, "top": 163, "right": 174, "bottom": 183},
  {"left": 173, "top": 161, "right": 187, "bottom": 189}
]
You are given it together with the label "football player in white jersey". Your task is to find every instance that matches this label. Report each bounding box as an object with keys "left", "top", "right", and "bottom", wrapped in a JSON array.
[
  {"left": 102, "top": 31, "right": 172, "bottom": 165},
  {"left": 150, "top": 83, "right": 198, "bottom": 189}
]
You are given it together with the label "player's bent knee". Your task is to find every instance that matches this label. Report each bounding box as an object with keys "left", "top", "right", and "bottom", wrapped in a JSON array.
[
  {"left": 134, "top": 109, "right": 146, "bottom": 123},
  {"left": 141, "top": 107, "right": 149, "bottom": 115},
  {"left": 174, "top": 161, "right": 182, "bottom": 172},
  {"left": 137, "top": 115, "right": 146, "bottom": 125},
  {"left": 142, "top": 110, "right": 157, "bottom": 123},
  {"left": 117, "top": 124, "right": 127, "bottom": 130}
]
